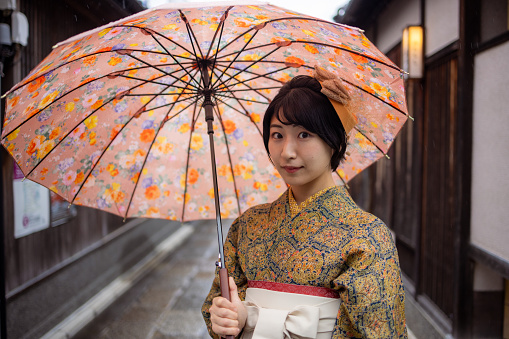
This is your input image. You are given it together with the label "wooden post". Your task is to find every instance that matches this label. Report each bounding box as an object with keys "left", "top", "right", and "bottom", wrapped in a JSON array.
[{"left": 453, "top": 0, "right": 479, "bottom": 337}]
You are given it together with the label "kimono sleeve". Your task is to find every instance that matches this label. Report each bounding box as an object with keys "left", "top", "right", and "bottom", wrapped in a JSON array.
[
  {"left": 201, "top": 216, "right": 248, "bottom": 338},
  {"left": 332, "top": 216, "right": 407, "bottom": 338}
]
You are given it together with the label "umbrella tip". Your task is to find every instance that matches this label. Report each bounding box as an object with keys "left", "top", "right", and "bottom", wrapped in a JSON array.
[
  {"left": 408, "top": 115, "right": 415, "bottom": 121},
  {"left": 68, "top": 203, "right": 72, "bottom": 209},
  {"left": 1, "top": 93, "right": 7, "bottom": 99},
  {"left": 385, "top": 154, "right": 390, "bottom": 160}
]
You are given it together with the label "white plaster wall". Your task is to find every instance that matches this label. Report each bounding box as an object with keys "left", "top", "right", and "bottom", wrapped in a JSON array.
[
  {"left": 425, "top": 0, "right": 459, "bottom": 56},
  {"left": 376, "top": 0, "right": 420, "bottom": 53},
  {"left": 473, "top": 262, "right": 504, "bottom": 291},
  {"left": 471, "top": 42, "right": 509, "bottom": 261}
]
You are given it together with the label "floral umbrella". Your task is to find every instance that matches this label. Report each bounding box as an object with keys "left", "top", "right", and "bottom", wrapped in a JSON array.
[{"left": 1, "top": 1, "right": 408, "bottom": 267}]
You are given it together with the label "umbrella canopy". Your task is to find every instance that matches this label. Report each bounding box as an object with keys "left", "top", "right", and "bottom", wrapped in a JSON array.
[{"left": 1, "top": 0, "right": 408, "bottom": 223}]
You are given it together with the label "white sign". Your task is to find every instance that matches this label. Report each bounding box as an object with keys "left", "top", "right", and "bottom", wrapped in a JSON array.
[{"left": 13, "top": 179, "right": 50, "bottom": 238}]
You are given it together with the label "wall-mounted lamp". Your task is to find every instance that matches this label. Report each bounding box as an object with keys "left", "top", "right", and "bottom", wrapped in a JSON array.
[{"left": 402, "top": 25, "right": 423, "bottom": 79}]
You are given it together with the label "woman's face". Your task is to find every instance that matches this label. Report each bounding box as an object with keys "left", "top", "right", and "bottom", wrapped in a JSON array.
[{"left": 268, "top": 113, "right": 334, "bottom": 193}]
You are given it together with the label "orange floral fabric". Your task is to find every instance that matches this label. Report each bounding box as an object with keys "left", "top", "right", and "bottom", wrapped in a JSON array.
[{"left": 202, "top": 186, "right": 407, "bottom": 338}]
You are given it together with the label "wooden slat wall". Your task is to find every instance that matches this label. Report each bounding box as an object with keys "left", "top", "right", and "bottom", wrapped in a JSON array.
[
  {"left": 349, "top": 44, "right": 423, "bottom": 282},
  {"left": 420, "top": 55, "right": 458, "bottom": 319},
  {"left": 3, "top": 0, "right": 137, "bottom": 296},
  {"left": 349, "top": 50, "right": 459, "bottom": 320}
]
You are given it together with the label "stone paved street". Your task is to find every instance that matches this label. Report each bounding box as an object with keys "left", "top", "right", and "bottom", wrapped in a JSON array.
[{"left": 74, "top": 219, "right": 232, "bottom": 339}]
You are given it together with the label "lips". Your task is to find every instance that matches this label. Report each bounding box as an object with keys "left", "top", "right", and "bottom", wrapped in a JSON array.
[{"left": 282, "top": 166, "right": 302, "bottom": 173}]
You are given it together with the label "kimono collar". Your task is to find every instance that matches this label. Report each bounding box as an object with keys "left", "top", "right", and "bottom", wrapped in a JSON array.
[{"left": 288, "top": 186, "right": 335, "bottom": 217}]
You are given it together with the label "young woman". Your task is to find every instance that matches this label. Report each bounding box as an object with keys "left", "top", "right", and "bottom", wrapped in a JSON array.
[{"left": 202, "top": 68, "right": 407, "bottom": 338}]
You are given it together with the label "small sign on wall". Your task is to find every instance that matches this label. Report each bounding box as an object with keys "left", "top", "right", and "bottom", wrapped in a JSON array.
[{"left": 13, "top": 163, "right": 50, "bottom": 238}]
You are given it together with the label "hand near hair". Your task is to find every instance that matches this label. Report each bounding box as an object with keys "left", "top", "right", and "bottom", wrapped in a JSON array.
[{"left": 210, "top": 277, "right": 247, "bottom": 337}]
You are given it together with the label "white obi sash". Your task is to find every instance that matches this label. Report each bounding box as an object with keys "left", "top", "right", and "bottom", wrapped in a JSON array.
[{"left": 241, "top": 281, "right": 341, "bottom": 339}]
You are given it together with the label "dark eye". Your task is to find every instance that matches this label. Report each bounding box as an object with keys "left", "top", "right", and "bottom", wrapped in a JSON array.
[
  {"left": 271, "top": 132, "right": 283, "bottom": 139},
  {"left": 298, "top": 131, "right": 310, "bottom": 138}
]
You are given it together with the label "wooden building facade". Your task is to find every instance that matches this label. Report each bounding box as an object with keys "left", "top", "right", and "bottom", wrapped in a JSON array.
[{"left": 338, "top": 0, "right": 509, "bottom": 338}]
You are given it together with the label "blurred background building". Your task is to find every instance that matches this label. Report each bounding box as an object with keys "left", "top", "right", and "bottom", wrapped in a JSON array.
[{"left": 335, "top": 0, "right": 509, "bottom": 338}]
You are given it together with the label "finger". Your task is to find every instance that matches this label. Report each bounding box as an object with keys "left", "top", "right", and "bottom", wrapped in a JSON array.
[
  {"left": 229, "top": 277, "right": 242, "bottom": 304},
  {"left": 210, "top": 303, "right": 238, "bottom": 320},
  {"left": 212, "top": 322, "right": 241, "bottom": 337},
  {"left": 210, "top": 312, "right": 239, "bottom": 328},
  {"left": 212, "top": 296, "right": 236, "bottom": 311}
]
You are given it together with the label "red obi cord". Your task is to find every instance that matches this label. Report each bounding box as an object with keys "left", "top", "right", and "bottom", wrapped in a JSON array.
[{"left": 247, "top": 280, "right": 340, "bottom": 299}]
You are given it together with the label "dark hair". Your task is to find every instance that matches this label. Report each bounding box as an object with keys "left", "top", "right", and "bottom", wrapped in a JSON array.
[{"left": 262, "top": 75, "right": 347, "bottom": 171}]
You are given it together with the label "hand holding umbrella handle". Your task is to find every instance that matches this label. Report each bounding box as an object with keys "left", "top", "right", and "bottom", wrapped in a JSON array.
[{"left": 219, "top": 268, "right": 235, "bottom": 339}]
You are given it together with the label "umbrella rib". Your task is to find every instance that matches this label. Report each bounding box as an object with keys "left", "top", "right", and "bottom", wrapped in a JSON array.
[
  {"left": 119, "top": 74, "right": 197, "bottom": 90},
  {"left": 214, "top": 93, "right": 268, "bottom": 105},
  {"left": 122, "top": 121, "right": 166, "bottom": 220},
  {"left": 127, "top": 92, "right": 198, "bottom": 96},
  {"left": 138, "top": 27, "right": 202, "bottom": 89},
  {"left": 135, "top": 94, "right": 200, "bottom": 112},
  {"left": 179, "top": 10, "right": 204, "bottom": 59},
  {"left": 70, "top": 77, "right": 186, "bottom": 207},
  {"left": 211, "top": 65, "right": 273, "bottom": 103},
  {"left": 214, "top": 96, "right": 263, "bottom": 138},
  {"left": 210, "top": 30, "right": 260, "bottom": 89},
  {"left": 123, "top": 76, "right": 199, "bottom": 219},
  {"left": 214, "top": 63, "right": 286, "bottom": 89},
  {"left": 209, "top": 11, "right": 228, "bottom": 85},
  {"left": 209, "top": 67, "right": 259, "bottom": 114},
  {"left": 352, "top": 126, "right": 389, "bottom": 156},
  {"left": 334, "top": 170, "right": 349, "bottom": 188},
  {"left": 123, "top": 53, "right": 203, "bottom": 90},
  {"left": 212, "top": 45, "right": 283, "bottom": 89},
  {"left": 216, "top": 42, "right": 275, "bottom": 60},
  {"left": 220, "top": 86, "right": 280, "bottom": 93},
  {"left": 180, "top": 102, "right": 200, "bottom": 220},
  {"left": 212, "top": 104, "right": 242, "bottom": 215},
  {"left": 122, "top": 24, "right": 196, "bottom": 56},
  {"left": 219, "top": 79, "right": 273, "bottom": 103},
  {"left": 206, "top": 6, "right": 231, "bottom": 59},
  {"left": 213, "top": 97, "right": 246, "bottom": 116}
]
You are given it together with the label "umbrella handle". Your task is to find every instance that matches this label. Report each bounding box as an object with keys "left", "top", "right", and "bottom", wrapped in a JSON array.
[
  {"left": 219, "top": 268, "right": 234, "bottom": 339},
  {"left": 219, "top": 267, "right": 231, "bottom": 302}
]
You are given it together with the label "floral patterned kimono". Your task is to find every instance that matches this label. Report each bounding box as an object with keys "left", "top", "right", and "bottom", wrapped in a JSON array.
[{"left": 202, "top": 186, "right": 407, "bottom": 338}]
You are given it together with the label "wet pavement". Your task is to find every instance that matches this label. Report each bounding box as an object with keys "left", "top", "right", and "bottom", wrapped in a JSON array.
[{"left": 74, "top": 219, "right": 232, "bottom": 339}]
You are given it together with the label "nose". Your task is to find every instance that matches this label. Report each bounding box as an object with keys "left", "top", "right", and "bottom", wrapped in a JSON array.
[{"left": 281, "top": 137, "right": 297, "bottom": 159}]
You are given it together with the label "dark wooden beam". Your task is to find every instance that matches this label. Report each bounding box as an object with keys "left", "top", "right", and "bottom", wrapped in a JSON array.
[
  {"left": 453, "top": 0, "right": 480, "bottom": 337},
  {"left": 470, "top": 244, "right": 509, "bottom": 281}
]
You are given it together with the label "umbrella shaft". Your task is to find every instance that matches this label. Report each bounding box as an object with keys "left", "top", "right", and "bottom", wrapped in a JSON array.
[
  {"left": 206, "top": 113, "right": 226, "bottom": 269},
  {"left": 201, "top": 61, "right": 226, "bottom": 269}
]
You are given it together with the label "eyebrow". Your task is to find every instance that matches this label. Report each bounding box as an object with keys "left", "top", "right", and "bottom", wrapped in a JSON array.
[{"left": 270, "top": 123, "right": 283, "bottom": 129}]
